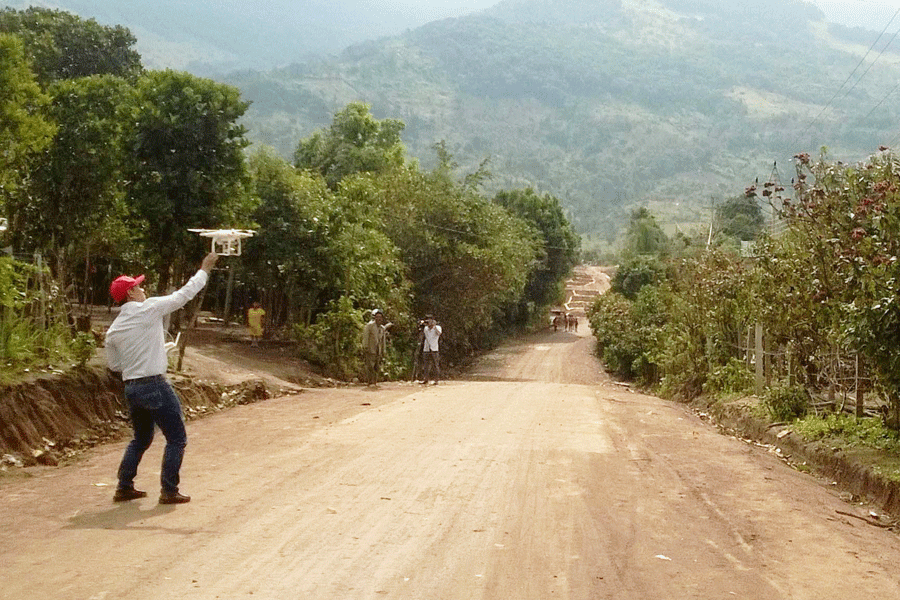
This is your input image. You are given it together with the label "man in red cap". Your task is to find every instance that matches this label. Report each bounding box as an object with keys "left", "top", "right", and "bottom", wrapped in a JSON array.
[{"left": 106, "top": 252, "right": 218, "bottom": 504}]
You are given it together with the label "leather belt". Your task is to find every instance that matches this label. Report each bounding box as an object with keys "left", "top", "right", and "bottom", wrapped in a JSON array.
[{"left": 124, "top": 374, "right": 164, "bottom": 385}]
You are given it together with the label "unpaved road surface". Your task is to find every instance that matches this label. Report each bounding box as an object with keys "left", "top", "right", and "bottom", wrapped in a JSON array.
[{"left": 3, "top": 327, "right": 900, "bottom": 598}]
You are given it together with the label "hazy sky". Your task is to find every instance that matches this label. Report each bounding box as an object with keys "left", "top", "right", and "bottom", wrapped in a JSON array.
[
  {"left": 813, "top": 0, "right": 900, "bottom": 29},
  {"left": 414, "top": 1, "right": 900, "bottom": 31}
]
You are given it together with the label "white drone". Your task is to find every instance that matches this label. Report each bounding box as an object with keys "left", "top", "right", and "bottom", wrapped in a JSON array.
[{"left": 188, "top": 228, "right": 256, "bottom": 256}]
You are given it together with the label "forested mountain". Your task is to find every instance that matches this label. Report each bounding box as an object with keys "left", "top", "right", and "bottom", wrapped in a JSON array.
[
  {"left": 7, "top": 0, "right": 900, "bottom": 240},
  {"left": 225, "top": 0, "right": 900, "bottom": 239},
  {"left": 0, "top": 0, "right": 499, "bottom": 71}
]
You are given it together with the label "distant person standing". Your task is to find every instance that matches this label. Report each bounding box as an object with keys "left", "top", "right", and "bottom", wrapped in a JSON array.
[
  {"left": 361, "top": 308, "right": 391, "bottom": 386},
  {"left": 421, "top": 315, "right": 442, "bottom": 385},
  {"left": 412, "top": 318, "right": 426, "bottom": 382},
  {"left": 247, "top": 301, "right": 265, "bottom": 346},
  {"left": 105, "top": 252, "right": 218, "bottom": 505}
]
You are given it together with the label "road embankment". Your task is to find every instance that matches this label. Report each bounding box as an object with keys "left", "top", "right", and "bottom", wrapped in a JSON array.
[
  {"left": 0, "top": 367, "right": 271, "bottom": 469},
  {"left": 699, "top": 395, "right": 900, "bottom": 522}
]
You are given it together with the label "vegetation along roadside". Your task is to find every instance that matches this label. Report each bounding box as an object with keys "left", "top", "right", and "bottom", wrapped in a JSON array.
[{"left": 588, "top": 151, "right": 900, "bottom": 522}]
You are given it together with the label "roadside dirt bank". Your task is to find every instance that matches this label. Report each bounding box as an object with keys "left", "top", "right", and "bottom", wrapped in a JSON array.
[
  {"left": 0, "top": 367, "right": 274, "bottom": 470},
  {"left": 696, "top": 394, "right": 900, "bottom": 523}
]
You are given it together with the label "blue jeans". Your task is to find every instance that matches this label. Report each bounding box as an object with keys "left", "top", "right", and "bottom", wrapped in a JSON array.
[{"left": 117, "top": 375, "right": 187, "bottom": 495}]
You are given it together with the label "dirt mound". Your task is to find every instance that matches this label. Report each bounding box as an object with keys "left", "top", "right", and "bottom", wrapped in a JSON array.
[{"left": 0, "top": 367, "right": 273, "bottom": 469}]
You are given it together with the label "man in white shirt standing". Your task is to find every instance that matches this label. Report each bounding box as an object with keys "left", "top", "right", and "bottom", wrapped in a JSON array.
[
  {"left": 106, "top": 252, "right": 218, "bottom": 504},
  {"left": 421, "top": 315, "right": 442, "bottom": 385}
]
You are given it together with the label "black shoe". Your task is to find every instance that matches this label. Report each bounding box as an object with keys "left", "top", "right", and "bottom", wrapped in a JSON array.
[
  {"left": 159, "top": 492, "right": 191, "bottom": 504},
  {"left": 113, "top": 488, "right": 147, "bottom": 502}
]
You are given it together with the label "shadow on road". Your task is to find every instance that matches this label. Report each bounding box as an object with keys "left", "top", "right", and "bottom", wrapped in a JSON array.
[{"left": 63, "top": 502, "right": 202, "bottom": 534}]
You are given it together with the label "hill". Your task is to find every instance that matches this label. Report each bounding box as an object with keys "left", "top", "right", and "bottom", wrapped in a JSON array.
[
  {"left": 0, "top": 0, "right": 500, "bottom": 71},
  {"left": 7, "top": 0, "right": 900, "bottom": 241},
  {"left": 225, "top": 0, "right": 900, "bottom": 239}
]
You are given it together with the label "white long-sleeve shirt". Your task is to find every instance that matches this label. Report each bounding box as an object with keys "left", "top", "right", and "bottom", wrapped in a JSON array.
[{"left": 106, "top": 270, "right": 208, "bottom": 381}]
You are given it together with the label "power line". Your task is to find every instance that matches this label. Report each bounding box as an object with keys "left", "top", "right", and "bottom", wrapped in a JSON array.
[
  {"left": 858, "top": 80, "right": 900, "bottom": 125},
  {"left": 837, "top": 23, "right": 900, "bottom": 112},
  {"left": 791, "top": 6, "right": 900, "bottom": 151}
]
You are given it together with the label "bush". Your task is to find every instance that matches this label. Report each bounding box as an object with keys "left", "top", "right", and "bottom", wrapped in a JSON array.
[
  {"left": 704, "top": 357, "right": 753, "bottom": 396},
  {"left": 762, "top": 384, "right": 810, "bottom": 421},
  {"left": 293, "top": 296, "right": 365, "bottom": 380},
  {"left": 0, "top": 257, "right": 85, "bottom": 379},
  {"left": 70, "top": 331, "right": 97, "bottom": 366},
  {"left": 611, "top": 255, "right": 666, "bottom": 300},
  {"left": 587, "top": 285, "right": 663, "bottom": 384},
  {"left": 588, "top": 291, "right": 642, "bottom": 380}
]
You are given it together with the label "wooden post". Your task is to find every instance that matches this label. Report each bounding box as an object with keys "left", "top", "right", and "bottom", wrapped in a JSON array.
[
  {"left": 855, "top": 354, "right": 864, "bottom": 418},
  {"left": 787, "top": 346, "right": 793, "bottom": 387},
  {"left": 35, "top": 252, "right": 46, "bottom": 330},
  {"left": 222, "top": 263, "right": 235, "bottom": 328},
  {"left": 176, "top": 283, "right": 210, "bottom": 372},
  {"left": 755, "top": 323, "right": 764, "bottom": 396},
  {"left": 746, "top": 327, "right": 752, "bottom": 367}
]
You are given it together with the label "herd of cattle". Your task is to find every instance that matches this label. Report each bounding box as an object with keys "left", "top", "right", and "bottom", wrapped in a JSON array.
[{"left": 551, "top": 312, "right": 578, "bottom": 332}]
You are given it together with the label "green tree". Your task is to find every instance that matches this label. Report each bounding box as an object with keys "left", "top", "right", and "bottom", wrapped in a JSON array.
[
  {"left": 357, "top": 164, "right": 537, "bottom": 360},
  {"left": 778, "top": 151, "right": 900, "bottom": 427},
  {"left": 623, "top": 207, "right": 669, "bottom": 257},
  {"left": 0, "top": 7, "right": 142, "bottom": 86},
  {"left": 18, "top": 75, "right": 134, "bottom": 295},
  {"left": 610, "top": 254, "right": 666, "bottom": 300},
  {"left": 610, "top": 208, "right": 670, "bottom": 300},
  {"left": 494, "top": 187, "right": 581, "bottom": 310},
  {"left": 124, "top": 70, "right": 252, "bottom": 290},
  {"left": 294, "top": 102, "right": 406, "bottom": 189},
  {"left": 716, "top": 194, "right": 764, "bottom": 242},
  {"left": 0, "top": 33, "right": 53, "bottom": 217},
  {"left": 244, "top": 148, "right": 333, "bottom": 325},
  {"left": 587, "top": 284, "right": 665, "bottom": 383},
  {"left": 656, "top": 246, "right": 754, "bottom": 399},
  {"left": 245, "top": 148, "right": 409, "bottom": 327}
]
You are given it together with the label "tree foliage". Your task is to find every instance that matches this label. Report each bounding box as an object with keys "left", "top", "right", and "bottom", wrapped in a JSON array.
[
  {"left": 715, "top": 194, "right": 764, "bottom": 242},
  {"left": 125, "top": 70, "right": 252, "bottom": 290},
  {"left": 19, "top": 75, "right": 134, "bottom": 290},
  {"left": 778, "top": 151, "right": 900, "bottom": 423},
  {"left": 294, "top": 101, "right": 406, "bottom": 190},
  {"left": 0, "top": 33, "right": 53, "bottom": 206},
  {"left": 0, "top": 7, "right": 142, "bottom": 86},
  {"left": 245, "top": 148, "right": 410, "bottom": 329},
  {"left": 623, "top": 207, "right": 669, "bottom": 258},
  {"left": 348, "top": 163, "right": 538, "bottom": 359},
  {"left": 494, "top": 187, "right": 580, "bottom": 309}
]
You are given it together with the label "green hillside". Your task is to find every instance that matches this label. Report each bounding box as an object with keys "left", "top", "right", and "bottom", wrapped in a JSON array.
[
  {"left": 226, "top": 0, "right": 900, "bottom": 239},
  {"left": 0, "top": 0, "right": 483, "bottom": 71}
]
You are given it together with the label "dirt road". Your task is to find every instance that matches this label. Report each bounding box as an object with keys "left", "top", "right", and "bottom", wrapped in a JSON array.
[{"left": 2, "top": 326, "right": 900, "bottom": 599}]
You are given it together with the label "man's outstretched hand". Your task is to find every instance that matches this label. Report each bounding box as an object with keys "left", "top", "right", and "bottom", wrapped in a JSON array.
[{"left": 201, "top": 252, "right": 219, "bottom": 273}]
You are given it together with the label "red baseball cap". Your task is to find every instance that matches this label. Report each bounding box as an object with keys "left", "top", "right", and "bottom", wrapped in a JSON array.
[{"left": 110, "top": 274, "right": 145, "bottom": 303}]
